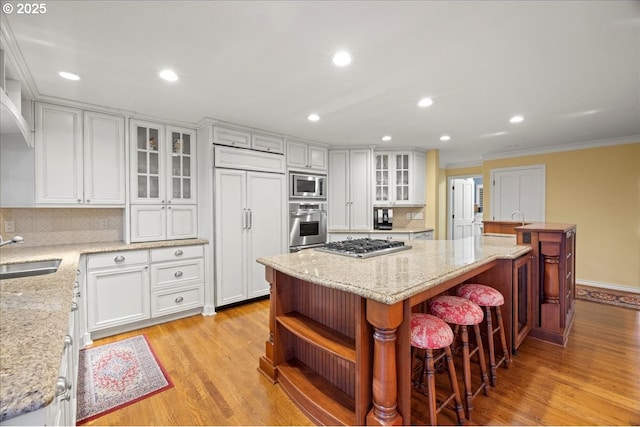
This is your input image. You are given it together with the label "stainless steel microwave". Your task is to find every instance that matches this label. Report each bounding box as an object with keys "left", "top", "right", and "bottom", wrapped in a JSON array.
[{"left": 290, "top": 173, "right": 326, "bottom": 199}]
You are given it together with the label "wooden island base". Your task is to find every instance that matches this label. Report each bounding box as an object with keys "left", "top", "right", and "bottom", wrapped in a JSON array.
[{"left": 258, "top": 252, "right": 533, "bottom": 425}]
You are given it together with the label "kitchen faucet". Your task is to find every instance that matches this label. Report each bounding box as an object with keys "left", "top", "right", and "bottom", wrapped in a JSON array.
[
  {"left": 0, "top": 236, "right": 24, "bottom": 248},
  {"left": 510, "top": 211, "right": 525, "bottom": 225}
]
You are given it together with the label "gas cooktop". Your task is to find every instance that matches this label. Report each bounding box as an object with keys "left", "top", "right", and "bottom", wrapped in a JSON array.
[{"left": 315, "top": 238, "right": 412, "bottom": 258}]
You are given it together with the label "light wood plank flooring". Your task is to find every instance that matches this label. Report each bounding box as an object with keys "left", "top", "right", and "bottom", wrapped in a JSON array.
[{"left": 82, "top": 299, "right": 639, "bottom": 426}]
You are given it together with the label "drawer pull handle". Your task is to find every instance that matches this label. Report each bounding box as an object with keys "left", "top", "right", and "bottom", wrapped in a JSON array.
[
  {"left": 114, "top": 255, "right": 125, "bottom": 263},
  {"left": 175, "top": 250, "right": 184, "bottom": 256},
  {"left": 175, "top": 296, "right": 184, "bottom": 303},
  {"left": 174, "top": 271, "right": 184, "bottom": 277}
]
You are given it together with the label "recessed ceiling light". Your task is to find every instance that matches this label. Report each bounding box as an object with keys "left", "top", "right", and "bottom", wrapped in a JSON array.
[
  {"left": 417, "top": 97, "right": 433, "bottom": 108},
  {"left": 509, "top": 115, "right": 524, "bottom": 123},
  {"left": 58, "top": 71, "right": 80, "bottom": 81},
  {"left": 440, "top": 135, "right": 451, "bottom": 141},
  {"left": 381, "top": 135, "right": 392, "bottom": 142},
  {"left": 307, "top": 113, "right": 320, "bottom": 122},
  {"left": 159, "top": 69, "right": 178, "bottom": 82},
  {"left": 332, "top": 51, "right": 352, "bottom": 67}
]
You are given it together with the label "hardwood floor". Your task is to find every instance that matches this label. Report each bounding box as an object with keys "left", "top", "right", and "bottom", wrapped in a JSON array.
[{"left": 82, "top": 299, "right": 639, "bottom": 426}]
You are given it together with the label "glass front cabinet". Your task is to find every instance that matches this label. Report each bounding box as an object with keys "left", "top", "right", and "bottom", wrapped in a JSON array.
[
  {"left": 130, "top": 120, "right": 197, "bottom": 242},
  {"left": 374, "top": 151, "right": 425, "bottom": 206}
]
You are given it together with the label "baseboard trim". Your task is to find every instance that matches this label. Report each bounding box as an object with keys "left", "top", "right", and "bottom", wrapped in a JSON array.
[{"left": 576, "top": 279, "right": 640, "bottom": 294}]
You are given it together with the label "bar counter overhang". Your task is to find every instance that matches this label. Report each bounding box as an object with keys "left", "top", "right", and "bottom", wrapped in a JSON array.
[{"left": 257, "top": 235, "right": 533, "bottom": 426}]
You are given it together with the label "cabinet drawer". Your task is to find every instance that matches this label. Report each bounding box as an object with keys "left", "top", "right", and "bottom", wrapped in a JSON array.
[
  {"left": 151, "top": 245, "right": 203, "bottom": 262},
  {"left": 151, "top": 259, "right": 204, "bottom": 288},
  {"left": 151, "top": 284, "right": 204, "bottom": 317},
  {"left": 86, "top": 249, "right": 149, "bottom": 269}
]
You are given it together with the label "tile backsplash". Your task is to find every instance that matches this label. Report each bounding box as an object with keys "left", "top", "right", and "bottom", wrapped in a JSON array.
[
  {"left": 0, "top": 208, "right": 124, "bottom": 247},
  {"left": 385, "top": 206, "right": 426, "bottom": 228}
]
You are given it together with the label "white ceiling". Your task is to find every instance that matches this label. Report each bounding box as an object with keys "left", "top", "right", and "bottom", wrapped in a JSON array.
[{"left": 4, "top": 1, "right": 640, "bottom": 166}]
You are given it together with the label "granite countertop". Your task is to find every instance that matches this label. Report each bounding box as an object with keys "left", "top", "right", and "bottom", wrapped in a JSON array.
[
  {"left": 257, "top": 235, "right": 531, "bottom": 305},
  {"left": 0, "top": 238, "right": 208, "bottom": 422},
  {"left": 329, "top": 227, "right": 434, "bottom": 234}
]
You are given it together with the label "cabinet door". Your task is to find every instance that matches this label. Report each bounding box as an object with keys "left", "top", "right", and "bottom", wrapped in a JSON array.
[
  {"left": 131, "top": 120, "right": 164, "bottom": 204},
  {"left": 87, "top": 264, "right": 150, "bottom": 331},
  {"left": 328, "top": 150, "right": 350, "bottom": 230},
  {"left": 213, "top": 126, "right": 251, "bottom": 149},
  {"left": 246, "top": 171, "right": 286, "bottom": 299},
  {"left": 374, "top": 153, "right": 391, "bottom": 205},
  {"left": 130, "top": 205, "right": 166, "bottom": 242},
  {"left": 252, "top": 132, "right": 284, "bottom": 154},
  {"left": 215, "top": 168, "right": 248, "bottom": 306},
  {"left": 349, "top": 149, "right": 372, "bottom": 230},
  {"left": 308, "top": 145, "right": 328, "bottom": 171},
  {"left": 166, "top": 204, "right": 198, "bottom": 239},
  {"left": 83, "top": 112, "right": 125, "bottom": 205},
  {"left": 287, "top": 140, "right": 308, "bottom": 169},
  {"left": 35, "top": 103, "right": 83, "bottom": 204},
  {"left": 166, "top": 126, "right": 196, "bottom": 204},
  {"left": 412, "top": 151, "right": 426, "bottom": 205},
  {"left": 393, "top": 153, "right": 411, "bottom": 204},
  {"left": 513, "top": 254, "right": 532, "bottom": 349}
]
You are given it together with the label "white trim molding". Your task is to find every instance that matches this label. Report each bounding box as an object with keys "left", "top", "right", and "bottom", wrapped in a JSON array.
[{"left": 577, "top": 279, "right": 640, "bottom": 294}]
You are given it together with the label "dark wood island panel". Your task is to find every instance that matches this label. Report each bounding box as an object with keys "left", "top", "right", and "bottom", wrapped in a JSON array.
[{"left": 258, "top": 238, "right": 535, "bottom": 425}]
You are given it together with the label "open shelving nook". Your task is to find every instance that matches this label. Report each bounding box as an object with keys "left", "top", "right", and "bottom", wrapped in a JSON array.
[{"left": 271, "top": 275, "right": 373, "bottom": 425}]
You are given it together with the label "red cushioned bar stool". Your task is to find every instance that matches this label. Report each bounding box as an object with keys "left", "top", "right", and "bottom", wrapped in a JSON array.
[
  {"left": 410, "top": 313, "right": 465, "bottom": 425},
  {"left": 457, "top": 283, "right": 512, "bottom": 387},
  {"left": 428, "top": 295, "right": 490, "bottom": 421}
]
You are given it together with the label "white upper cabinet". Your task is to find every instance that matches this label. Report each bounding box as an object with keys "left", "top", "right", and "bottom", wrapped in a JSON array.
[
  {"left": 286, "top": 139, "right": 328, "bottom": 172},
  {"left": 213, "top": 124, "right": 284, "bottom": 154},
  {"left": 328, "top": 149, "right": 372, "bottom": 231},
  {"left": 130, "top": 120, "right": 197, "bottom": 242},
  {"left": 373, "top": 150, "right": 425, "bottom": 206},
  {"left": 35, "top": 102, "right": 125, "bottom": 205}
]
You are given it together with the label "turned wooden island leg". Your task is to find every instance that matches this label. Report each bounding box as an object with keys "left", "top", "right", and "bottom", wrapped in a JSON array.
[{"left": 366, "top": 300, "right": 404, "bottom": 426}]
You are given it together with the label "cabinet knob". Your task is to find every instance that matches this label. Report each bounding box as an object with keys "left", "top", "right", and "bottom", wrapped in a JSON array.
[
  {"left": 71, "top": 302, "right": 78, "bottom": 312},
  {"left": 77, "top": 199, "right": 82, "bottom": 203},
  {"left": 56, "top": 377, "right": 69, "bottom": 396},
  {"left": 175, "top": 249, "right": 184, "bottom": 256},
  {"left": 175, "top": 296, "right": 184, "bottom": 303},
  {"left": 64, "top": 335, "right": 73, "bottom": 348},
  {"left": 174, "top": 271, "right": 183, "bottom": 278},
  {"left": 114, "top": 255, "right": 125, "bottom": 263},
  {"left": 86, "top": 199, "right": 91, "bottom": 203}
]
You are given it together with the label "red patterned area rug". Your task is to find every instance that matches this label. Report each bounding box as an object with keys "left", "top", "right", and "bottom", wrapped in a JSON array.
[
  {"left": 575, "top": 284, "right": 640, "bottom": 310},
  {"left": 76, "top": 335, "right": 173, "bottom": 424}
]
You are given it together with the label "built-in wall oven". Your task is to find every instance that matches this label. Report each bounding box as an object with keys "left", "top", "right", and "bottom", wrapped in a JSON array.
[{"left": 289, "top": 202, "right": 327, "bottom": 251}]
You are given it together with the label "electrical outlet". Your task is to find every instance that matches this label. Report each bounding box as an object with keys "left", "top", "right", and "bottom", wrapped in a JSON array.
[
  {"left": 4, "top": 221, "right": 15, "bottom": 232},
  {"left": 99, "top": 219, "right": 109, "bottom": 229}
]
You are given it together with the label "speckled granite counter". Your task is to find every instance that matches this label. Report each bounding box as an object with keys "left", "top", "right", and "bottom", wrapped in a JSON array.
[
  {"left": 257, "top": 234, "right": 529, "bottom": 305},
  {"left": 328, "top": 227, "right": 434, "bottom": 235},
  {"left": 0, "top": 239, "right": 207, "bottom": 422}
]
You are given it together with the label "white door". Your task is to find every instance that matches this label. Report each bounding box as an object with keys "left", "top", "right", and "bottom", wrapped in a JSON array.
[
  {"left": 491, "top": 165, "right": 546, "bottom": 222},
  {"left": 83, "top": 111, "right": 125, "bottom": 205},
  {"left": 215, "top": 169, "right": 248, "bottom": 306},
  {"left": 246, "top": 171, "right": 286, "bottom": 299},
  {"left": 452, "top": 178, "right": 475, "bottom": 239},
  {"left": 349, "top": 149, "right": 372, "bottom": 230},
  {"left": 328, "top": 150, "right": 350, "bottom": 230}
]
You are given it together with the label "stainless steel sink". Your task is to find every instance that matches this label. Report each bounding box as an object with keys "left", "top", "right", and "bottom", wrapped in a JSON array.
[{"left": 0, "top": 259, "right": 62, "bottom": 280}]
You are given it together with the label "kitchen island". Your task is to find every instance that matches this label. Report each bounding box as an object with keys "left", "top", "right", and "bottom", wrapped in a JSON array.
[{"left": 257, "top": 236, "right": 532, "bottom": 426}]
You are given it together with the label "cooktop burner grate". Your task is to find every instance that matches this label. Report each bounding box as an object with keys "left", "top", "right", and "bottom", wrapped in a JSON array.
[{"left": 315, "top": 238, "right": 412, "bottom": 258}]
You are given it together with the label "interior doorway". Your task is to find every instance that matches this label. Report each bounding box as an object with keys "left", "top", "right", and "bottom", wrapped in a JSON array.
[{"left": 448, "top": 175, "right": 483, "bottom": 239}]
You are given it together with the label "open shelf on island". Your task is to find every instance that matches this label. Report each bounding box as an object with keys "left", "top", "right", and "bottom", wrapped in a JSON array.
[
  {"left": 277, "top": 311, "right": 357, "bottom": 363},
  {"left": 278, "top": 358, "right": 356, "bottom": 426}
]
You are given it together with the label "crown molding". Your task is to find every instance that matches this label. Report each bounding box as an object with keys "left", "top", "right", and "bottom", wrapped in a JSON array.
[{"left": 0, "top": 14, "right": 38, "bottom": 100}]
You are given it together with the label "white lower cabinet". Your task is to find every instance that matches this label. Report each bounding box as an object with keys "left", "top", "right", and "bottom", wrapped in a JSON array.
[
  {"left": 84, "top": 245, "right": 204, "bottom": 337},
  {"left": 86, "top": 250, "right": 150, "bottom": 331},
  {"left": 215, "top": 168, "right": 287, "bottom": 307}
]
